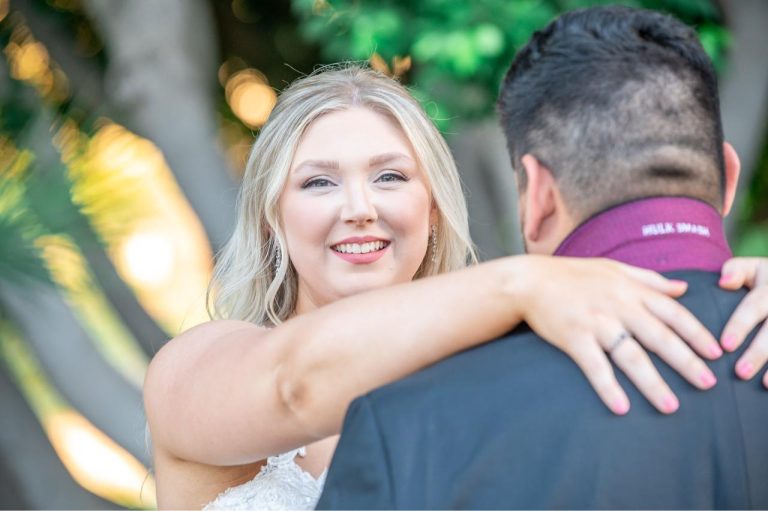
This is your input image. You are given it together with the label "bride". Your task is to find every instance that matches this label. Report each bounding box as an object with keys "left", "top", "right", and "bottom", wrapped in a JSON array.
[{"left": 144, "top": 65, "right": 768, "bottom": 509}]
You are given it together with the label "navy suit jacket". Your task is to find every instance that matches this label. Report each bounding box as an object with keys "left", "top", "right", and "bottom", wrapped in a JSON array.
[{"left": 317, "top": 271, "right": 768, "bottom": 509}]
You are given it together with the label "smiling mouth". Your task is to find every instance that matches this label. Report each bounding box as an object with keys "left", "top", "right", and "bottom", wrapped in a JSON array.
[{"left": 331, "top": 240, "right": 390, "bottom": 254}]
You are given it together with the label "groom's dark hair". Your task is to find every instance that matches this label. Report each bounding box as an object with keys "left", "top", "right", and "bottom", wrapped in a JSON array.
[{"left": 497, "top": 6, "right": 725, "bottom": 218}]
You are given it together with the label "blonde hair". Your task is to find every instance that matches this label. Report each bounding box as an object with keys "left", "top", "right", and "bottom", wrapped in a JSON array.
[{"left": 209, "top": 64, "right": 477, "bottom": 326}]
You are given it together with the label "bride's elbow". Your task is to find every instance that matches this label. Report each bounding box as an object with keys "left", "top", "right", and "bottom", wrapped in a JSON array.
[{"left": 273, "top": 361, "right": 323, "bottom": 438}]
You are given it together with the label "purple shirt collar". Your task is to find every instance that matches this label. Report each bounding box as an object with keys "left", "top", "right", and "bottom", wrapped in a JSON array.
[{"left": 554, "top": 197, "right": 732, "bottom": 272}]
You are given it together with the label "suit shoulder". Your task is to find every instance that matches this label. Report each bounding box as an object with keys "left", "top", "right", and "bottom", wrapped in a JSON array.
[
  {"left": 664, "top": 270, "right": 748, "bottom": 323},
  {"left": 364, "top": 325, "right": 568, "bottom": 412}
]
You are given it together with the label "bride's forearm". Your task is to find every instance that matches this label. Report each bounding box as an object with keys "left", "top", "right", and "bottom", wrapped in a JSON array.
[{"left": 271, "top": 256, "right": 535, "bottom": 439}]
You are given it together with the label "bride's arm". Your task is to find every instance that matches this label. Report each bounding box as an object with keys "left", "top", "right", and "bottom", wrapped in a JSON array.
[{"left": 144, "top": 255, "right": 716, "bottom": 466}]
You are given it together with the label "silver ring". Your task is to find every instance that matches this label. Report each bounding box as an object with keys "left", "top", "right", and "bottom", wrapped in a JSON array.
[{"left": 607, "top": 330, "right": 631, "bottom": 353}]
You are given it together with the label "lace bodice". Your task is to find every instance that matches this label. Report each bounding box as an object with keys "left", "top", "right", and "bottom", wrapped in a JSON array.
[{"left": 203, "top": 448, "right": 326, "bottom": 510}]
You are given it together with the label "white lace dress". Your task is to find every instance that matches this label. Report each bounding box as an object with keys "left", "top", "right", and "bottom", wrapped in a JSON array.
[{"left": 203, "top": 447, "right": 327, "bottom": 510}]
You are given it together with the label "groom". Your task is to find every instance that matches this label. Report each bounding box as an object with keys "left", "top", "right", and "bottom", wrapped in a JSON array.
[{"left": 317, "top": 6, "right": 768, "bottom": 509}]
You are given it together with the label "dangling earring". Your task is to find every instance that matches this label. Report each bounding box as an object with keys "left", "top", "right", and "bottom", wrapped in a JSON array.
[
  {"left": 274, "top": 243, "right": 282, "bottom": 271},
  {"left": 430, "top": 225, "right": 437, "bottom": 263}
]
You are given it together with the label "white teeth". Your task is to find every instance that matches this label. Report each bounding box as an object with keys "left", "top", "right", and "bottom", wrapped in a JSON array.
[{"left": 332, "top": 241, "right": 388, "bottom": 254}]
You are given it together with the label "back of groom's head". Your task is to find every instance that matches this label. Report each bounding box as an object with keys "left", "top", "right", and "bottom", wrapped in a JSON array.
[{"left": 497, "top": 6, "right": 726, "bottom": 221}]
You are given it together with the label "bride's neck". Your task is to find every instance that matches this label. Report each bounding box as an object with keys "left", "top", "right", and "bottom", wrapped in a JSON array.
[{"left": 292, "top": 292, "right": 323, "bottom": 318}]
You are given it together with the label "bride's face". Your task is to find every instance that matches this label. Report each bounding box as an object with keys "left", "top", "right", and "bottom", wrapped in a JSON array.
[{"left": 279, "top": 107, "right": 435, "bottom": 314}]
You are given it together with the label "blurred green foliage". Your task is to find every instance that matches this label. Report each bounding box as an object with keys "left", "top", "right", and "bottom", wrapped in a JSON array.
[
  {"left": 0, "top": 85, "right": 54, "bottom": 286},
  {"left": 0, "top": 58, "right": 98, "bottom": 288},
  {"left": 0, "top": 177, "right": 51, "bottom": 286},
  {"left": 292, "top": 0, "right": 728, "bottom": 127}
]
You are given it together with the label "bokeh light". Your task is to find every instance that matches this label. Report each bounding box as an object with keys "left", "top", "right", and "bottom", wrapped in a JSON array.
[
  {"left": 46, "top": 411, "right": 157, "bottom": 509},
  {"left": 66, "top": 121, "right": 214, "bottom": 333},
  {"left": 225, "top": 69, "right": 277, "bottom": 129},
  {"left": 119, "top": 229, "right": 175, "bottom": 286},
  {"left": 3, "top": 19, "right": 70, "bottom": 102},
  {"left": 9, "top": 41, "right": 49, "bottom": 81}
]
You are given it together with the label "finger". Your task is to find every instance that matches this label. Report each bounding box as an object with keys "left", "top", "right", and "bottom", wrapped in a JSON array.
[
  {"left": 631, "top": 315, "right": 717, "bottom": 390},
  {"left": 719, "top": 258, "right": 754, "bottom": 290},
  {"left": 720, "top": 257, "right": 768, "bottom": 290},
  {"left": 763, "top": 368, "right": 768, "bottom": 389},
  {"left": 565, "top": 337, "right": 631, "bottom": 415},
  {"left": 757, "top": 258, "right": 768, "bottom": 286},
  {"left": 734, "top": 323, "right": 768, "bottom": 381},
  {"left": 625, "top": 309, "right": 717, "bottom": 390},
  {"left": 613, "top": 262, "right": 688, "bottom": 297},
  {"left": 640, "top": 293, "right": 722, "bottom": 360},
  {"left": 721, "top": 287, "right": 768, "bottom": 352},
  {"left": 609, "top": 337, "right": 680, "bottom": 414}
]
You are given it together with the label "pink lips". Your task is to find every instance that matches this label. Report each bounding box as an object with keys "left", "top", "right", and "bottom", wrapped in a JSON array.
[{"left": 331, "top": 236, "right": 390, "bottom": 265}]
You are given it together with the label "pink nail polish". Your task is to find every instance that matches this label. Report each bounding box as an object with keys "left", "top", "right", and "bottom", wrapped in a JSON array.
[
  {"left": 722, "top": 334, "right": 737, "bottom": 351},
  {"left": 719, "top": 273, "right": 733, "bottom": 285},
  {"left": 736, "top": 360, "right": 754, "bottom": 379},
  {"left": 709, "top": 344, "right": 723, "bottom": 358},
  {"left": 662, "top": 395, "right": 679, "bottom": 413},
  {"left": 612, "top": 399, "right": 630, "bottom": 415},
  {"left": 700, "top": 371, "right": 717, "bottom": 388}
]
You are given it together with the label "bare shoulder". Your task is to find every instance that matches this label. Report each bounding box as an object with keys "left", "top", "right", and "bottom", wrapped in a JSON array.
[
  {"left": 145, "top": 320, "right": 261, "bottom": 391},
  {"left": 161, "top": 319, "right": 262, "bottom": 355},
  {"left": 143, "top": 320, "right": 270, "bottom": 457}
]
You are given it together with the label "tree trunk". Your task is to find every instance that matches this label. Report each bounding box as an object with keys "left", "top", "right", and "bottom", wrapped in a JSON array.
[
  {"left": 0, "top": 364, "right": 115, "bottom": 509},
  {"left": 448, "top": 119, "right": 524, "bottom": 259},
  {"left": 83, "top": 0, "right": 237, "bottom": 251},
  {"left": 0, "top": 280, "right": 148, "bottom": 466}
]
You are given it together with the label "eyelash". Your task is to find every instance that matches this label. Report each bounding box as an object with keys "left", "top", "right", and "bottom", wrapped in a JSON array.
[
  {"left": 376, "top": 171, "right": 408, "bottom": 183},
  {"left": 301, "top": 171, "right": 407, "bottom": 189},
  {"left": 302, "top": 177, "right": 335, "bottom": 189}
]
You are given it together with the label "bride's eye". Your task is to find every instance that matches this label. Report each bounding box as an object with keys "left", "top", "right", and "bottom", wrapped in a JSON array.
[
  {"left": 375, "top": 171, "right": 407, "bottom": 184},
  {"left": 302, "top": 177, "right": 335, "bottom": 189}
]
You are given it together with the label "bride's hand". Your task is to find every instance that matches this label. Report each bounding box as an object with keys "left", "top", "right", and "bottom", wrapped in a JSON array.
[
  {"left": 718, "top": 257, "right": 768, "bottom": 388},
  {"left": 516, "top": 256, "right": 721, "bottom": 416}
]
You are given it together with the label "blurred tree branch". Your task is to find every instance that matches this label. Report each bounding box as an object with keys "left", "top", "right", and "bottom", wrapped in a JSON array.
[
  {"left": 83, "top": 0, "right": 237, "bottom": 251},
  {"left": 0, "top": 279, "right": 148, "bottom": 466}
]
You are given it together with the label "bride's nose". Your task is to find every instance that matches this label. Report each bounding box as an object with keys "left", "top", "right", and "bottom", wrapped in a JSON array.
[{"left": 340, "top": 181, "right": 378, "bottom": 225}]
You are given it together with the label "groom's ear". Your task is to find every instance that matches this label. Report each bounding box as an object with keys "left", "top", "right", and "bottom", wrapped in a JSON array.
[{"left": 520, "top": 154, "right": 558, "bottom": 243}]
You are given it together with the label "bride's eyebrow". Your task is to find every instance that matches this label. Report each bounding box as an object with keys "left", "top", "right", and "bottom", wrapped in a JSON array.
[
  {"left": 368, "top": 152, "right": 414, "bottom": 167},
  {"left": 292, "top": 160, "right": 340, "bottom": 174}
]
